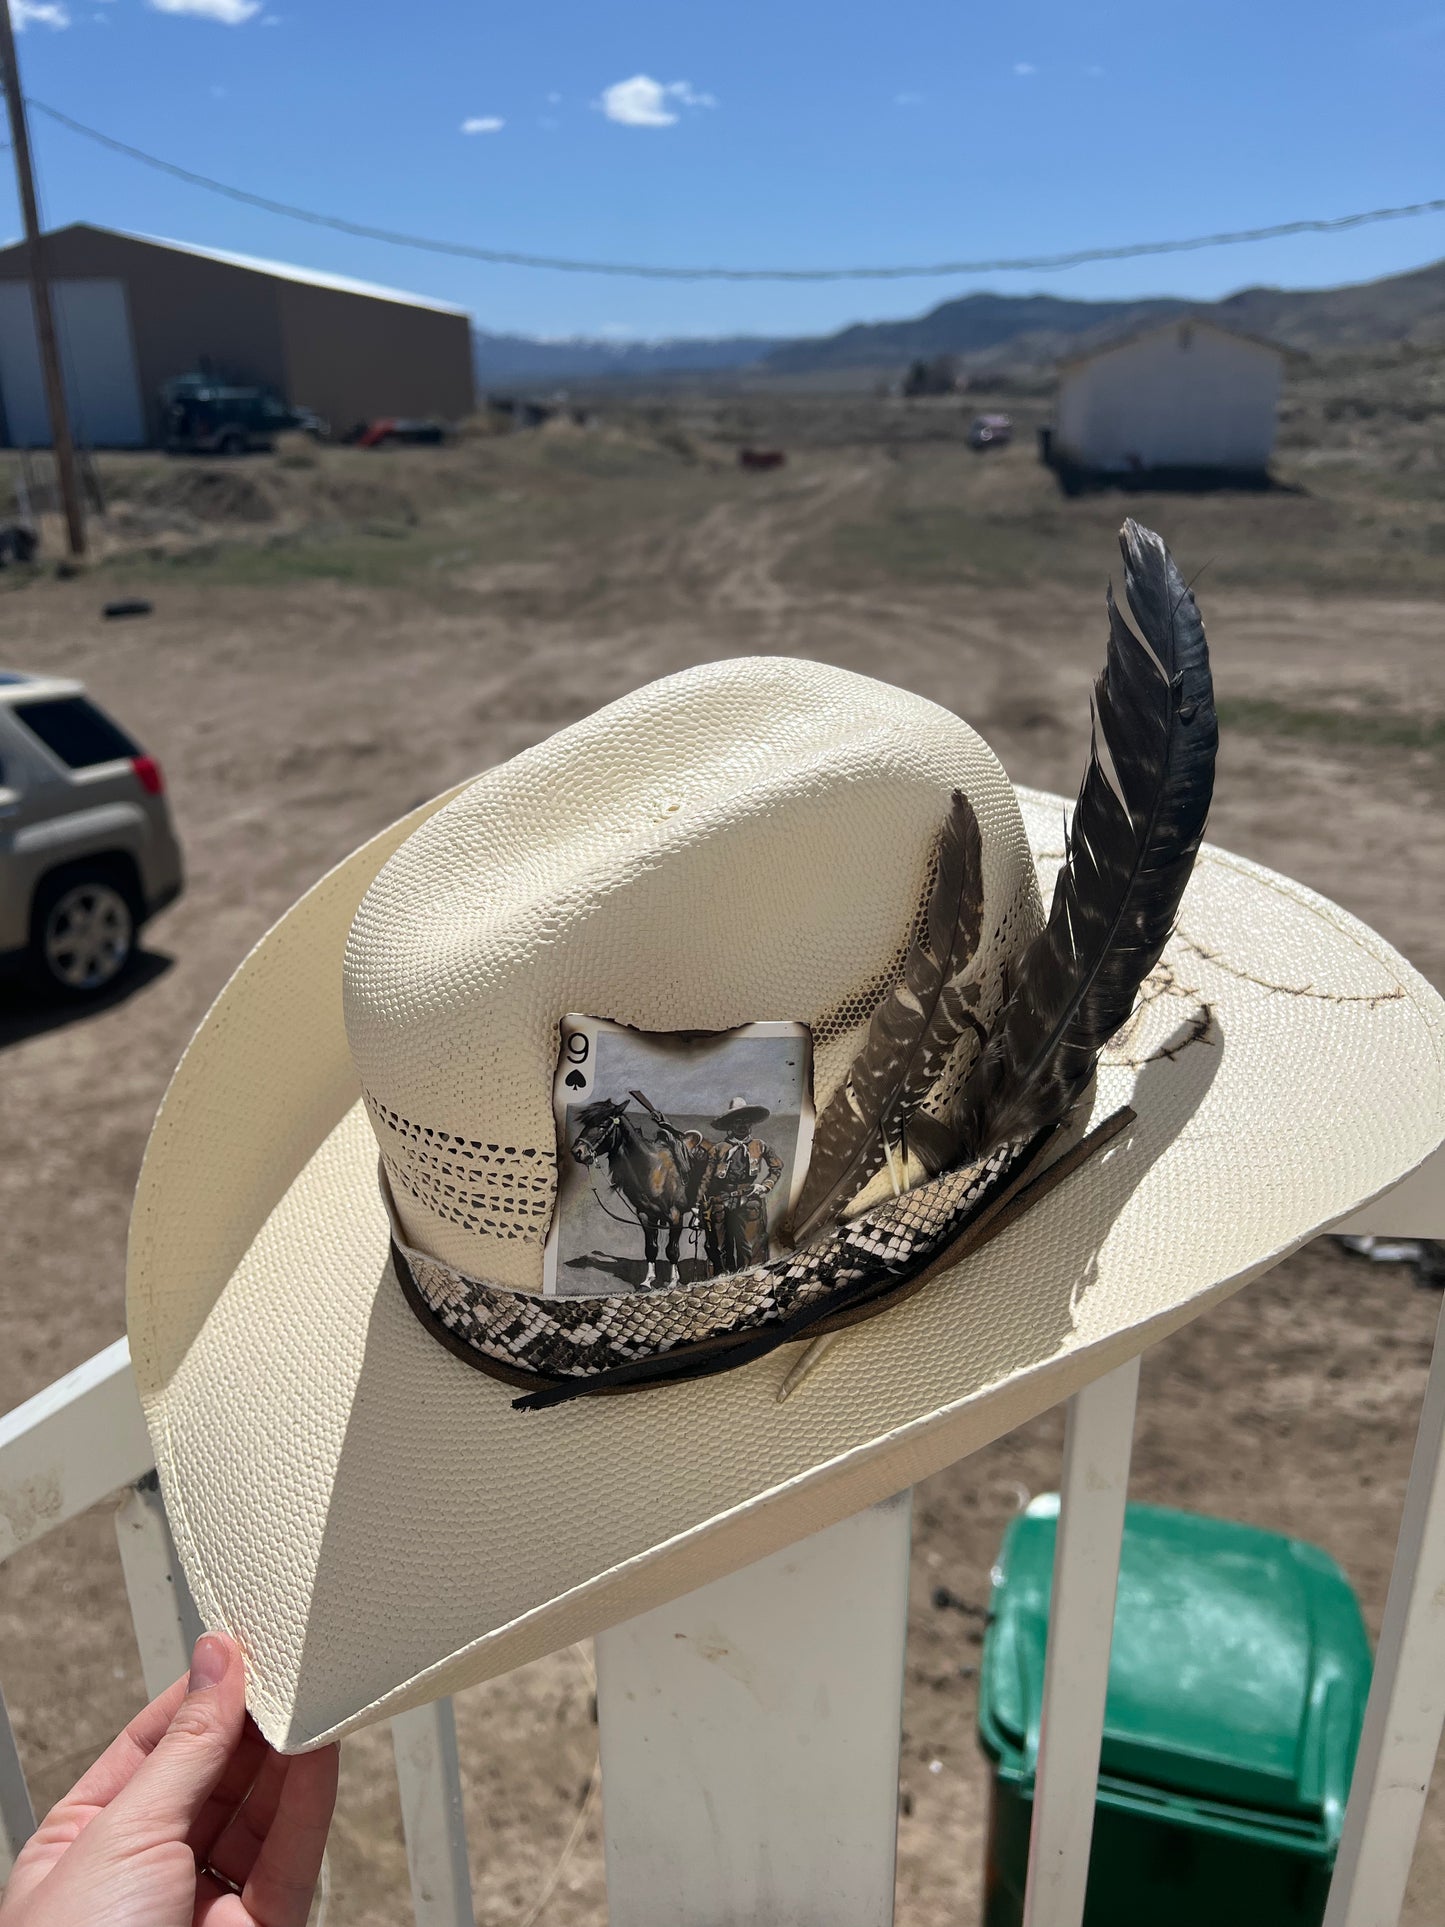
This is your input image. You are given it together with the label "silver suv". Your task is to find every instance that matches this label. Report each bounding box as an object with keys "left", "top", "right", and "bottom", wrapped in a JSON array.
[{"left": 0, "top": 673, "right": 184, "bottom": 997}]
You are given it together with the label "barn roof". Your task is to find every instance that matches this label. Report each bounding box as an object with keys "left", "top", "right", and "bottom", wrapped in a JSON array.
[
  {"left": 22, "top": 224, "right": 470, "bottom": 318},
  {"left": 1057, "top": 315, "right": 1284, "bottom": 375}
]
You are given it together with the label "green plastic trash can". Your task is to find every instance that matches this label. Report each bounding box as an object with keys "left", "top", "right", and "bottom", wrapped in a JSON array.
[{"left": 976, "top": 1497, "right": 1373, "bottom": 1927}]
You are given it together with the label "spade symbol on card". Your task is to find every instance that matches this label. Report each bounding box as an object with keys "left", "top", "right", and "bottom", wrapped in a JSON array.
[{"left": 565, "top": 1069, "right": 587, "bottom": 1090}]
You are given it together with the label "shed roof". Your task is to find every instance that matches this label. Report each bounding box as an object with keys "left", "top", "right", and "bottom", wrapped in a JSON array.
[
  {"left": 12, "top": 224, "right": 470, "bottom": 318},
  {"left": 1057, "top": 315, "right": 1284, "bottom": 376}
]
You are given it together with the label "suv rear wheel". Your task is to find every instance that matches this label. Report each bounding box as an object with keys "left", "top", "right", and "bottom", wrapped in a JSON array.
[{"left": 30, "top": 867, "right": 137, "bottom": 997}]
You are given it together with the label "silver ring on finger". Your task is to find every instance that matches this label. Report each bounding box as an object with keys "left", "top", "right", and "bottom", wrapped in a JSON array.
[{"left": 201, "top": 1861, "right": 245, "bottom": 1898}]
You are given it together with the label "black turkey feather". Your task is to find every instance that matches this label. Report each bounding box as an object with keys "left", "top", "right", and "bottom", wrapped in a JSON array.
[
  {"left": 951, "top": 518, "right": 1217, "bottom": 1160},
  {"left": 790, "top": 790, "right": 986, "bottom": 1242}
]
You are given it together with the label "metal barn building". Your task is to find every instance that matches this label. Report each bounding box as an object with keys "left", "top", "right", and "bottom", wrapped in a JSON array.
[
  {"left": 0, "top": 224, "right": 475, "bottom": 447},
  {"left": 1052, "top": 319, "right": 1283, "bottom": 477}
]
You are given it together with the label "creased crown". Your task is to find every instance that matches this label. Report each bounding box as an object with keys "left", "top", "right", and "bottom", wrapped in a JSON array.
[{"left": 342, "top": 657, "right": 1042, "bottom": 1292}]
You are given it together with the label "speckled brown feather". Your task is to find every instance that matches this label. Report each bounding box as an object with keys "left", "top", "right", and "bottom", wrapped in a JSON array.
[{"left": 790, "top": 790, "right": 985, "bottom": 1241}]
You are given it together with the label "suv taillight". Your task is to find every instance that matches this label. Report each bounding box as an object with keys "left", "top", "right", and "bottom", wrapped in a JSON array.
[{"left": 131, "top": 755, "right": 164, "bottom": 796}]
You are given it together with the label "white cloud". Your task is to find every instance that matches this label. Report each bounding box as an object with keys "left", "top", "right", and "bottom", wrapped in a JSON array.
[
  {"left": 13, "top": 0, "right": 71, "bottom": 27},
  {"left": 600, "top": 77, "right": 676, "bottom": 126},
  {"left": 461, "top": 116, "right": 505, "bottom": 134},
  {"left": 1013, "top": 61, "right": 1036, "bottom": 75},
  {"left": 148, "top": 0, "right": 261, "bottom": 20},
  {"left": 546, "top": 91, "right": 562, "bottom": 105},
  {"left": 894, "top": 90, "right": 924, "bottom": 106},
  {"left": 598, "top": 74, "right": 716, "bottom": 127}
]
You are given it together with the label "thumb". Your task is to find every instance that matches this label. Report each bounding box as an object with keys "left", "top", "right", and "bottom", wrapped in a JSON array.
[{"left": 90, "top": 1633, "right": 249, "bottom": 1849}]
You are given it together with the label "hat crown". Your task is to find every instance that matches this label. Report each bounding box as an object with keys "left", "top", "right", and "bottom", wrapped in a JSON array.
[{"left": 342, "top": 657, "right": 1042, "bottom": 1291}]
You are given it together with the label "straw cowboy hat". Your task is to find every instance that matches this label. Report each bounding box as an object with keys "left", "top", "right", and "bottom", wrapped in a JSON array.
[{"left": 127, "top": 523, "right": 1445, "bottom": 1751}]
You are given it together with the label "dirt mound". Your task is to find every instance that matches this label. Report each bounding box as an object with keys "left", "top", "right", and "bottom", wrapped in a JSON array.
[
  {"left": 117, "top": 460, "right": 279, "bottom": 526},
  {"left": 95, "top": 448, "right": 434, "bottom": 556}
]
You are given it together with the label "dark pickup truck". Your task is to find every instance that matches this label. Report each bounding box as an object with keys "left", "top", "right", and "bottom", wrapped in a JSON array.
[{"left": 162, "top": 376, "right": 326, "bottom": 454}]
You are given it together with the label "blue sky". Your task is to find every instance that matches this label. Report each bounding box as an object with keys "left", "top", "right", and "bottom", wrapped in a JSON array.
[{"left": 8, "top": 0, "right": 1445, "bottom": 340}]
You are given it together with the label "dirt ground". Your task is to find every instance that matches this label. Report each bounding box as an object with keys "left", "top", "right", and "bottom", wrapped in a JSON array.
[{"left": 1, "top": 407, "right": 1443, "bottom": 1923}]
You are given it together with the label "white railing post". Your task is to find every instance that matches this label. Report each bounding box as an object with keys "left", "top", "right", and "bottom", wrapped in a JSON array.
[
  {"left": 0, "top": 1339, "right": 152, "bottom": 1565},
  {"left": 1321, "top": 1293, "right": 1445, "bottom": 1927},
  {"left": 114, "top": 1473, "right": 205, "bottom": 1699},
  {"left": 0, "top": 1681, "right": 36, "bottom": 1879},
  {"left": 1323, "top": 1150, "right": 1445, "bottom": 1927},
  {"left": 391, "top": 1698, "right": 475, "bottom": 1927},
  {"left": 1022, "top": 1356, "right": 1141, "bottom": 1927},
  {"left": 0, "top": 1340, "right": 154, "bottom": 1885},
  {"left": 595, "top": 1490, "right": 913, "bottom": 1927}
]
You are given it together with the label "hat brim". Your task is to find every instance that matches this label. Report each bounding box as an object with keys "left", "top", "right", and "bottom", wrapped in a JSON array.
[
  {"left": 708, "top": 1105, "right": 771, "bottom": 1132},
  {"left": 127, "top": 788, "right": 1445, "bottom": 1751}
]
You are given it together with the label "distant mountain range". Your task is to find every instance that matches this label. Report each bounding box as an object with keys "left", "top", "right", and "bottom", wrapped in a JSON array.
[
  {"left": 1189, "top": 257, "right": 1445, "bottom": 350},
  {"left": 759, "top": 293, "right": 1191, "bottom": 376},
  {"left": 473, "top": 256, "right": 1445, "bottom": 388},
  {"left": 473, "top": 331, "right": 788, "bottom": 385}
]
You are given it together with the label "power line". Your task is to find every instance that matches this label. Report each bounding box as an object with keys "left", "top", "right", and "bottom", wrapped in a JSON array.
[{"left": 28, "top": 95, "right": 1445, "bottom": 285}]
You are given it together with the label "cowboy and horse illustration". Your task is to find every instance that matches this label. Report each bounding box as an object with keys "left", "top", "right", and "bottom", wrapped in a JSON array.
[{"left": 569, "top": 1089, "right": 784, "bottom": 1289}]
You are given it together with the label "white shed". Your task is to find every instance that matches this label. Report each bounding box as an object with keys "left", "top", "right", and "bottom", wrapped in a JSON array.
[{"left": 1053, "top": 318, "right": 1283, "bottom": 475}]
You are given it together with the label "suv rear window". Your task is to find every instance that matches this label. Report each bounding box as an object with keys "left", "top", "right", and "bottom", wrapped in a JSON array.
[{"left": 14, "top": 696, "right": 139, "bottom": 768}]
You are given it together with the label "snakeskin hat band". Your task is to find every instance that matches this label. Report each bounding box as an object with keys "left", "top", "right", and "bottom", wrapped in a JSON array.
[{"left": 128, "top": 545, "right": 1445, "bottom": 1750}]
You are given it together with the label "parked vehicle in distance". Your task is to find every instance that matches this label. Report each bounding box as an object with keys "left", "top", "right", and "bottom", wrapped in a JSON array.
[
  {"left": 350, "top": 418, "right": 451, "bottom": 448},
  {"left": 162, "top": 375, "right": 326, "bottom": 455},
  {"left": 967, "top": 412, "right": 1014, "bottom": 451},
  {"left": 0, "top": 674, "right": 184, "bottom": 998},
  {"left": 739, "top": 447, "right": 786, "bottom": 471}
]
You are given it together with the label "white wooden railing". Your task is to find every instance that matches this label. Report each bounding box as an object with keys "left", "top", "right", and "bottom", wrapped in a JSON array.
[{"left": 1, "top": 1147, "right": 1442, "bottom": 1926}]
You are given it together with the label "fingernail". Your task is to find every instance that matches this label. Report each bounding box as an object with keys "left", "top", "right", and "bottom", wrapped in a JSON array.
[{"left": 188, "top": 1634, "right": 229, "bottom": 1694}]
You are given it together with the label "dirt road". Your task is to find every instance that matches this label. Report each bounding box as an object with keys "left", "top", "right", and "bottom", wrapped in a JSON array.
[{"left": 2, "top": 429, "right": 1442, "bottom": 1922}]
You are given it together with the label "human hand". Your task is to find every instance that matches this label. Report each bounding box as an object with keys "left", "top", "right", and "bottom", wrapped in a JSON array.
[{"left": 1, "top": 1633, "right": 339, "bottom": 1927}]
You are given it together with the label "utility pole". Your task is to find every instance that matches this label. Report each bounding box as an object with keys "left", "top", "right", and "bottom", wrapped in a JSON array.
[{"left": 0, "top": 0, "right": 84, "bottom": 557}]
